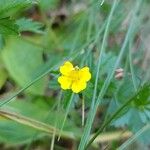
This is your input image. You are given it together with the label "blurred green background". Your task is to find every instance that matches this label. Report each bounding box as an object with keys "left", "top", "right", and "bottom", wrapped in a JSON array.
[{"left": 0, "top": 0, "right": 150, "bottom": 150}]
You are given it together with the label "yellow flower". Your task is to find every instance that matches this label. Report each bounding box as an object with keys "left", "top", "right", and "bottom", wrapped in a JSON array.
[{"left": 58, "top": 61, "right": 91, "bottom": 93}]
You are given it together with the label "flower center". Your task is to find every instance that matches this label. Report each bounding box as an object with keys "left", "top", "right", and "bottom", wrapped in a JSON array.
[{"left": 69, "top": 67, "right": 80, "bottom": 82}]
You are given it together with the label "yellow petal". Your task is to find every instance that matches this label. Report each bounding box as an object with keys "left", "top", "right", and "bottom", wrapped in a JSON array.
[
  {"left": 60, "top": 61, "right": 74, "bottom": 76},
  {"left": 58, "top": 76, "right": 72, "bottom": 90},
  {"left": 71, "top": 81, "right": 86, "bottom": 93},
  {"left": 79, "top": 67, "right": 91, "bottom": 82}
]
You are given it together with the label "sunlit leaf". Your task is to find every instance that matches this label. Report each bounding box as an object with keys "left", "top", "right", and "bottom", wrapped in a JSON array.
[
  {"left": 0, "top": 17, "right": 19, "bottom": 36},
  {"left": 1, "top": 37, "right": 47, "bottom": 95},
  {"left": 16, "top": 18, "right": 44, "bottom": 34}
]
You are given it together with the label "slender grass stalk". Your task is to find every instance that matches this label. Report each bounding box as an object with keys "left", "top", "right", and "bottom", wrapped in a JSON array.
[
  {"left": 80, "top": 20, "right": 106, "bottom": 66},
  {"left": 86, "top": 8, "right": 94, "bottom": 42},
  {"left": 69, "top": 16, "right": 86, "bottom": 55},
  {"left": 0, "top": 110, "right": 75, "bottom": 140},
  {"left": 82, "top": 96, "right": 85, "bottom": 126},
  {"left": 0, "top": 17, "right": 106, "bottom": 108},
  {"left": 0, "top": 65, "right": 57, "bottom": 107},
  {"left": 78, "top": 1, "right": 119, "bottom": 149},
  {"left": 93, "top": 130, "right": 132, "bottom": 143},
  {"left": 0, "top": 40, "right": 89, "bottom": 108},
  {"left": 85, "top": 0, "right": 142, "bottom": 149},
  {"left": 50, "top": 90, "right": 63, "bottom": 150},
  {"left": 85, "top": 92, "right": 137, "bottom": 149},
  {"left": 25, "top": 91, "right": 63, "bottom": 150},
  {"left": 100, "top": 0, "right": 105, "bottom": 6},
  {"left": 0, "top": 108, "right": 134, "bottom": 144},
  {"left": 117, "top": 123, "right": 150, "bottom": 150},
  {"left": 87, "top": 74, "right": 148, "bottom": 148},
  {"left": 102, "top": 56, "right": 129, "bottom": 128},
  {"left": 50, "top": 131, "right": 55, "bottom": 150},
  {"left": 129, "top": 39, "right": 138, "bottom": 91},
  {"left": 58, "top": 93, "right": 75, "bottom": 140}
]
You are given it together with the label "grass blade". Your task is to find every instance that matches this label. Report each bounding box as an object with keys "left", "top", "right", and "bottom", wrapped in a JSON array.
[
  {"left": 0, "top": 110, "right": 75, "bottom": 140},
  {"left": 78, "top": 0, "right": 119, "bottom": 149},
  {"left": 58, "top": 93, "right": 75, "bottom": 140},
  {"left": 117, "top": 124, "right": 150, "bottom": 150},
  {"left": 82, "top": 0, "right": 142, "bottom": 149}
]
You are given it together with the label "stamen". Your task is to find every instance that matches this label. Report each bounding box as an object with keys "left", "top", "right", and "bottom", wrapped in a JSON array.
[{"left": 75, "top": 66, "right": 79, "bottom": 70}]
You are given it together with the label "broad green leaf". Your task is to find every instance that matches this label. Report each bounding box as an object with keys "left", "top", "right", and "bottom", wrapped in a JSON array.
[
  {"left": 16, "top": 18, "right": 44, "bottom": 34},
  {"left": 0, "top": 110, "right": 74, "bottom": 139},
  {"left": 110, "top": 82, "right": 150, "bottom": 137},
  {"left": 0, "top": 17, "right": 19, "bottom": 36},
  {"left": 0, "top": 68, "right": 7, "bottom": 89},
  {"left": 133, "top": 83, "right": 150, "bottom": 108},
  {"left": 0, "top": 34, "right": 5, "bottom": 49},
  {"left": 0, "top": 0, "right": 32, "bottom": 18},
  {"left": 116, "top": 77, "right": 135, "bottom": 104},
  {"left": 5, "top": 98, "right": 80, "bottom": 133},
  {"left": 104, "top": 81, "right": 150, "bottom": 145},
  {"left": 1, "top": 37, "right": 47, "bottom": 95},
  {"left": 0, "top": 98, "right": 80, "bottom": 144},
  {"left": 0, "top": 120, "right": 43, "bottom": 145}
]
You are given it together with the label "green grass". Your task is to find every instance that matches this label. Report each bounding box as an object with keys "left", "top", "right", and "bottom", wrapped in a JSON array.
[{"left": 0, "top": 0, "right": 149, "bottom": 149}]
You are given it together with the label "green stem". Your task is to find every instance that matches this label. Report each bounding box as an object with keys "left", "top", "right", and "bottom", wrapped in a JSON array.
[
  {"left": 85, "top": 0, "right": 142, "bottom": 148},
  {"left": 0, "top": 66, "right": 56, "bottom": 107},
  {"left": 51, "top": 90, "right": 63, "bottom": 150},
  {"left": 117, "top": 124, "right": 150, "bottom": 150},
  {"left": 82, "top": 96, "right": 85, "bottom": 126},
  {"left": 58, "top": 93, "right": 74, "bottom": 140},
  {"left": 0, "top": 110, "right": 75, "bottom": 140},
  {"left": 78, "top": 1, "right": 119, "bottom": 149},
  {"left": 85, "top": 95, "right": 136, "bottom": 149},
  {"left": 129, "top": 39, "right": 137, "bottom": 91}
]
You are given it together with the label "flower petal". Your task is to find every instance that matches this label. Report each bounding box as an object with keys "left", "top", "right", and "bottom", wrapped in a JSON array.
[
  {"left": 79, "top": 67, "right": 91, "bottom": 82},
  {"left": 71, "top": 80, "right": 86, "bottom": 93},
  {"left": 60, "top": 61, "right": 74, "bottom": 76},
  {"left": 58, "top": 76, "right": 72, "bottom": 90}
]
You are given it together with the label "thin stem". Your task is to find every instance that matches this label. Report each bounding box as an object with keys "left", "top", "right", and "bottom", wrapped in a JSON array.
[
  {"left": 0, "top": 110, "right": 75, "bottom": 140},
  {"left": 82, "top": 96, "right": 85, "bottom": 126},
  {"left": 85, "top": 0, "right": 142, "bottom": 147},
  {"left": 0, "top": 37, "right": 92, "bottom": 107},
  {"left": 85, "top": 94, "right": 137, "bottom": 149},
  {"left": 117, "top": 124, "right": 150, "bottom": 150},
  {"left": 100, "top": 0, "right": 105, "bottom": 5},
  {"left": 0, "top": 64, "right": 58, "bottom": 107},
  {"left": 78, "top": 0, "right": 119, "bottom": 149},
  {"left": 50, "top": 131, "right": 55, "bottom": 150},
  {"left": 129, "top": 40, "right": 138, "bottom": 91},
  {"left": 58, "top": 93, "right": 74, "bottom": 140},
  {"left": 50, "top": 90, "right": 63, "bottom": 150}
]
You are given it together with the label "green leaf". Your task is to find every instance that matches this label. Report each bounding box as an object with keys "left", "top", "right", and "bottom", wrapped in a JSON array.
[
  {"left": 39, "top": 0, "right": 60, "bottom": 11},
  {"left": 110, "top": 82, "right": 150, "bottom": 131},
  {"left": 0, "top": 98, "right": 80, "bottom": 144},
  {"left": 118, "top": 123, "right": 150, "bottom": 150},
  {"left": 0, "top": 17, "right": 19, "bottom": 36},
  {"left": 0, "top": 58, "right": 7, "bottom": 89},
  {"left": 0, "top": 68, "right": 7, "bottom": 89},
  {"left": 0, "top": 34, "right": 5, "bottom": 49},
  {"left": 7, "top": 98, "right": 79, "bottom": 132},
  {"left": 0, "top": 0, "right": 32, "bottom": 18},
  {"left": 48, "top": 77, "right": 59, "bottom": 90},
  {"left": 1, "top": 37, "right": 47, "bottom": 95},
  {"left": 132, "top": 83, "right": 150, "bottom": 108},
  {"left": 0, "top": 120, "right": 42, "bottom": 145},
  {"left": 117, "top": 76, "right": 135, "bottom": 103},
  {"left": 16, "top": 18, "right": 44, "bottom": 34}
]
